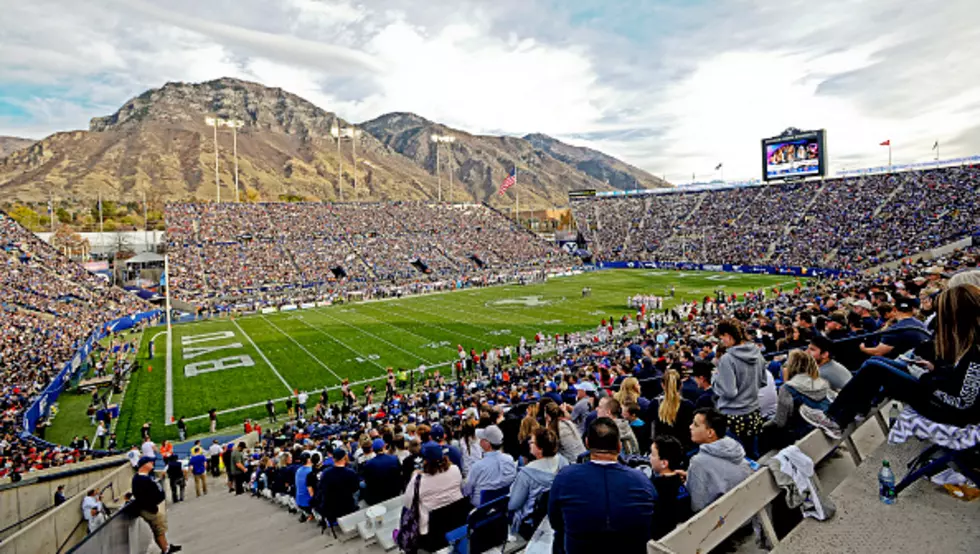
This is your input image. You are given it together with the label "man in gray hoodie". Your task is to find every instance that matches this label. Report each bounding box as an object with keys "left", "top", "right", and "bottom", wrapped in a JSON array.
[
  {"left": 712, "top": 320, "right": 768, "bottom": 416},
  {"left": 686, "top": 408, "right": 752, "bottom": 512}
]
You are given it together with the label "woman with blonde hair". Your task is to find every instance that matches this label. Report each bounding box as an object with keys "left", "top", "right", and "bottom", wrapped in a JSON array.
[
  {"left": 517, "top": 412, "right": 541, "bottom": 464},
  {"left": 803, "top": 284, "right": 980, "bottom": 439},
  {"left": 651, "top": 369, "right": 695, "bottom": 451},
  {"left": 766, "top": 350, "right": 830, "bottom": 444},
  {"left": 615, "top": 377, "right": 650, "bottom": 413}
]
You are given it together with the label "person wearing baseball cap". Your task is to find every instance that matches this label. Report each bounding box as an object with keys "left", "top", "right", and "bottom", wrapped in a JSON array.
[
  {"left": 361, "top": 438, "right": 401, "bottom": 505},
  {"left": 462, "top": 425, "right": 516, "bottom": 506},
  {"left": 315, "top": 448, "right": 360, "bottom": 526},
  {"left": 571, "top": 381, "right": 597, "bottom": 436},
  {"left": 850, "top": 299, "right": 879, "bottom": 333},
  {"left": 428, "top": 424, "right": 463, "bottom": 469},
  {"left": 188, "top": 441, "right": 208, "bottom": 497},
  {"left": 859, "top": 295, "right": 928, "bottom": 360},
  {"left": 132, "top": 457, "right": 181, "bottom": 553}
]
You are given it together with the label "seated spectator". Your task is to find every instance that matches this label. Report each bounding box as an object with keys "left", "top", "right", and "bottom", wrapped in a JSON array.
[
  {"left": 429, "top": 424, "right": 463, "bottom": 469},
  {"left": 458, "top": 421, "right": 483, "bottom": 476},
  {"left": 294, "top": 452, "right": 315, "bottom": 522},
  {"left": 808, "top": 335, "right": 853, "bottom": 391},
  {"left": 758, "top": 369, "right": 778, "bottom": 421},
  {"left": 686, "top": 408, "right": 752, "bottom": 512},
  {"left": 803, "top": 285, "right": 980, "bottom": 439},
  {"left": 648, "top": 436, "right": 691, "bottom": 540},
  {"left": 508, "top": 427, "right": 568, "bottom": 538},
  {"left": 596, "top": 397, "right": 640, "bottom": 455},
  {"left": 462, "top": 425, "right": 517, "bottom": 505},
  {"left": 361, "top": 438, "right": 403, "bottom": 505},
  {"left": 859, "top": 296, "right": 928, "bottom": 360},
  {"left": 548, "top": 417, "right": 656, "bottom": 554},
  {"left": 570, "top": 382, "right": 596, "bottom": 436},
  {"left": 624, "top": 403, "right": 650, "bottom": 455},
  {"left": 544, "top": 403, "right": 587, "bottom": 462},
  {"left": 316, "top": 449, "right": 360, "bottom": 525},
  {"left": 401, "top": 442, "right": 465, "bottom": 550},
  {"left": 54, "top": 485, "right": 66, "bottom": 506},
  {"left": 712, "top": 320, "right": 767, "bottom": 458},
  {"left": 689, "top": 362, "right": 717, "bottom": 409},
  {"left": 649, "top": 369, "right": 695, "bottom": 452},
  {"left": 765, "top": 351, "right": 831, "bottom": 443}
]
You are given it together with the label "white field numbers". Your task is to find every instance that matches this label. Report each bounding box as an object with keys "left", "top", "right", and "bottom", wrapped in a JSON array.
[{"left": 181, "top": 331, "right": 256, "bottom": 377}]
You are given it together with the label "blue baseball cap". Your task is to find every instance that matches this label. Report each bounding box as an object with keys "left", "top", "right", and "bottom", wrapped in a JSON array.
[{"left": 372, "top": 438, "right": 386, "bottom": 452}]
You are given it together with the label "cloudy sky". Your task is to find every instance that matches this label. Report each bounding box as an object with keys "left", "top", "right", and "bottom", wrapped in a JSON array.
[{"left": 1, "top": 0, "right": 978, "bottom": 181}]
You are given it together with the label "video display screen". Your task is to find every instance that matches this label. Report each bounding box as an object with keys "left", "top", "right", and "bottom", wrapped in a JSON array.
[{"left": 762, "top": 130, "right": 826, "bottom": 181}]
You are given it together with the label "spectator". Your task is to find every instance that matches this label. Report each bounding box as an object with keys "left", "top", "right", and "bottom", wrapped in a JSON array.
[
  {"left": 859, "top": 296, "right": 928, "bottom": 360},
  {"left": 317, "top": 449, "right": 361, "bottom": 525},
  {"left": 596, "top": 397, "right": 639, "bottom": 456},
  {"left": 207, "top": 440, "right": 222, "bottom": 478},
  {"left": 165, "top": 454, "right": 186, "bottom": 503},
  {"left": 401, "top": 442, "right": 465, "bottom": 550},
  {"left": 648, "top": 436, "right": 691, "bottom": 540},
  {"left": 294, "top": 452, "right": 314, "bottom": 521},
  {"left": 188, "top": 444, "right": 208, "bottom": 497},
  {"left": 462, "top": 425, "right": 517, "bottom": 505},
  {"left": 650, "top": 369, "right": 695, "bottom": 451},
  {"left": 808, "top": 335, "right": 853, "bottom": 391},
  {"left": 230, "top": 442, "right": 247, "bottom": 495},
  {"left": 570, "top": 381, "right": 596, "bottom": 436},
  {"left": 758, "top": 369, "right": 778, "bottom": 421},
  {"left": 509, "top": 427, "right": 568, "bottom": 538},
  {"left": 548, "top": 417, "right": 656, "bottom": 554},
  {"left": 712, "top": 319, "right": 767, "bottom": 458},
  {"left": 689, "top": 362, "right": 717, "bottom": 410},
  {"left": 132, "top": 457, "right": 181, "bottom": 553},
  {"left": 361, "top": 438, "right": 403, "bottom": 505},
  {"left": 429, "top": 424, "right": 463, "bottom": 469},
  {"left": 686, "top": 408, "right": 752, "bottom": 512},
  {"left": 81, "top": 488, "right": 105, "bottom": 533},
  {"left": 458, "top": 421, "right": 483, "bottom": 476},
  {"left": 544, "top": 402, "right": 587, "bottom": 462},
  {"left": 54, "top": 484, "right": 66, "bottom": 506},
  {"left": 765, "top": 351, "right": 831, "bottom": 443},
  {"left": 803, "top": 284, "right": 980, "bottom": 438},
  {"left": 517, "top": 410, "right": 541, "bottom": 465}
]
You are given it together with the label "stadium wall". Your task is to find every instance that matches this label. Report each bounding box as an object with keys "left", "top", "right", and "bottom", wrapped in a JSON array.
[
  {"left": 20, "top": 310, "right": 162, "bottom": 442},
  {"left": 593, "top": 260, "right": 852, "bottom": 278}
]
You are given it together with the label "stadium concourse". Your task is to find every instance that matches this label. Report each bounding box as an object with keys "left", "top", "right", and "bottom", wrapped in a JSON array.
[
  {"left": 165, "top": 202, "right": 577, "bottom": 310},
  {"left": 572, "top": 164, "right": 980, "bottom": 270}
]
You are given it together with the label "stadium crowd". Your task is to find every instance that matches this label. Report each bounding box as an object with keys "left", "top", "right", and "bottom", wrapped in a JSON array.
[
  {"left": 575, "top": 165, "right": 980, "bottom": 269},
  {"left": 0, "top": 212, "right": 151, "bottom": 480},
  {"left": 136, "top": 244, "right": 980, "bottom": 552},
  {"left": 165, "top": 202, "right": 576, "bottom": 310}
]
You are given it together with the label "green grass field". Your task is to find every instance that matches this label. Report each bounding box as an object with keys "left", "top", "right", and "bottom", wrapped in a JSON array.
[{"left": 106, "top": 269, "right": 799, "bottom": 447}]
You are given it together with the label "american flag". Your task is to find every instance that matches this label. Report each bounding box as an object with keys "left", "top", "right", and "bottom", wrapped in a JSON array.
[{"left": 498, "top": 167, "right": 516, "bottom": 196}]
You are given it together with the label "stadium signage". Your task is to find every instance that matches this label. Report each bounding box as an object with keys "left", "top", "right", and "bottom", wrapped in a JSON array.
[
  {"left": 595, "top": 260, "right": 853, "bottom": 278},
  {"left": 181, "top": 331, "right": 255, "bottom": 377}
]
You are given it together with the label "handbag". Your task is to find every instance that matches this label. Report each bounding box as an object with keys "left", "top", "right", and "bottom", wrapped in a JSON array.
[{"left": 395, "top": 474, "right": 423, "bottom": 554}]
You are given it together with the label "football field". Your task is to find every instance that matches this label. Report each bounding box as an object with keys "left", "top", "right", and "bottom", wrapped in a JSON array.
[{"left": 113, "top": 269, "right": 800, "bottom": 445}]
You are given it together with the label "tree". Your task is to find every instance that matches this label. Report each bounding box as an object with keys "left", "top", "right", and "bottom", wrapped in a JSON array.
[
  {"left": 56, "top": 207, "right": 71, "bottom": 224},
  {"left": 51, "top": 224, "right": 89, "bottom": 254},
  {"left": 8, "top": 204, "right": 39, "bottom": 230}
]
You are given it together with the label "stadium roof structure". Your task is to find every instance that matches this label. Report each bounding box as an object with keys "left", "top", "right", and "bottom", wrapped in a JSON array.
[{"left": 123, "top": 252, "right": 164, "bottom": 265}]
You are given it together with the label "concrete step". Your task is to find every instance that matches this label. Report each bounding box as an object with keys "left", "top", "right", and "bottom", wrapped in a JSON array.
[{"left": 151, "top": 474, "right": 388, "bottom": 554}]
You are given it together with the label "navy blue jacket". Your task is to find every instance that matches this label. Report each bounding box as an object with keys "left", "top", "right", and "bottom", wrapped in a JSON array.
[
  {"left": 549, "top": 461, "right": 656, "bottom": 554},
  {"left": 361, "top": 454, "right": 403, "bottom": 505}
]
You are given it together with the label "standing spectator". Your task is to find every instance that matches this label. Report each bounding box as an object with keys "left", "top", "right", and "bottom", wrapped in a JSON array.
[
  {"left": 596, "top": 397, "right": 639, "bottom": 455},
  {"left": 316, "top": 448, "right": 361, "bottom": 526},
  {"left": 207, "top": 440, "right": 222, "bottom": 478},
  {"left": 176, "top": 417, "right": 187, "bottom": 442},
  {"left": 401, "top": 442, "right": 465, "bottom": 552},
  {"left": 208, "top": 409, "right": 217, "bottom": 434},
  {"left": 297, "top": 391, "right": 309, "bottom": 417},
  {"left": 686, "top": 408, "right": 752, "bottom": 512},
  {"left": 807, "top": 335, "right": 853, "bottom": 391},
  {"left": 548, "top": 418, "right": 656, "bottom": 554},
  {"left": 230, "top": 442, "right": 247, "bottom": 495},
  {"left": 266, "top": 399, "right": 276, "bottom": 423},
  {"left": 54, "top": 485, "right": 66, "bottom": 506},
  {"left": 81, "top": 488, "right": 105, "bottom": 532},
  {"left": 712, "top": 319, "right": 767, "bottom": 458},
  {"left": 222, "top": 444, "right": 234, "bottom": 492},
  {"left": 166, "top": 455, "right": 186, "bottom": 503},
  {"left": 95, "top": 421, "right": 108, "bottom": 450},
  {"left": 127, "top": 445, "right": 141, "bottom": 468},
  {"left": 141, "top": 436, "right": 158, "bottom": 461},
  {"left": 188, "top": 443, "right": 208, "bottom": 497},
  {"left": 508, "top": 427, "right": 568, "bottom": 538},
  {"left": 132, "top": 457, "right": 181, "bottom": 553},
  {"left": 361, "top": 439, "right": 403, "bottom": 505},
  {"left": 462, "top": 425, "right": 517, "bottom": 505}
]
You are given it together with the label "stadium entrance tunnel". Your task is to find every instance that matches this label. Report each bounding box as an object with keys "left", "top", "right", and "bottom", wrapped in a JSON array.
[
  {"left": 411, "top": 259, "right": 431, "bottom": 274},
  {"left": 469, "top": 254, "right": 485, "bottom": 269},
  {"left": 331, "top": 266, "right": 348, "bottom": 279}
]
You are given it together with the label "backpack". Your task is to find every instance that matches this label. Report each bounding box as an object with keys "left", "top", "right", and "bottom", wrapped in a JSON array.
[{"left": 395, "top": 475, "right": 423, "bottom": 554}]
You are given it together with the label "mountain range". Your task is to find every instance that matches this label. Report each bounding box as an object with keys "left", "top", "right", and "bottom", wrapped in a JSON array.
[{"left": 0, "top": 78, "right": 669, "bottom": 207}]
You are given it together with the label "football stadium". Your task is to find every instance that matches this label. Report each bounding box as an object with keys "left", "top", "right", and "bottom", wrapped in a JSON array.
[{"left": 2, "top": 3, "right": 980, "bottom": 554}]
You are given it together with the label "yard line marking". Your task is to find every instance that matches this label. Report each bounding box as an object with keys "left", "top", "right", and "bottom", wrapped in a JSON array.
[
  {"left": 286, "top": 314, "right": 388, "bottom": 371},
  {"left": 165, "top": 326, "right": 174, "bottom": 425},
  {"left": 311, "top": 310, "right": 434, "bottom": 365},
  {"left": 178, "top": 360, "right": 457, "bottom": 423},
  {"left": 232, "top": 318, "right": 292, "bottom": 393},
  {"left": 411, "top": 297, "right": 541, "bottom": 335},
  {"left": 347, "top": 308, "right": 452, "bottom": 346},
  {"left": 365, "top": 303, "right": 492, "bottom": 347},
  {"left": 260, "top": 315, "right": 344, "bottom": 382},
  {"left": 395, "top": 301, "right": 501, "bottom": 334}
]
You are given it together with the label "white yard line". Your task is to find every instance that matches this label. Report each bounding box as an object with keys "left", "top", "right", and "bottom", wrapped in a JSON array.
[
  {"left": 348, "top": 307, "right": 452, "bottom": 346},
  {"left": 260, "top": 315, "right": 344, "bottom": 382},
  {"left": 286, "top": 314, "right": 388, "bottom": 371},
  {"left": 178, "top": 360, "right": 456, "bottom": 423},
  {"left": 395, "top": 301, "right": 503, "bottom": 334},
  {"left": 413, "top": 297, "right": 541, "bottom": 335},
  {"left": 366, "top": 303, "right": 492, "bottom": 346},
  {"left": 310, "top": 310, "right": 434, "bottom": 365},
  {"left": 232, "top": 318, "right": 293, "bottom": 393}
]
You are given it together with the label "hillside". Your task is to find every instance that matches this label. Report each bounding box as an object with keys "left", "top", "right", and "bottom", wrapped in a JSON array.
[
  {"left": 0, "top": 136, "right": 34, "bottom": 158},
  {"left": 0, "top": 78, "right": 669, "bottom": 206}
]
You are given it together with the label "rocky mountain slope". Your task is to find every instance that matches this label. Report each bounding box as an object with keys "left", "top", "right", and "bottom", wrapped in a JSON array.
[
  {"left": 0, "top": 136, "right": 34, "bottom": 158},
  {"left": 0, "top": 78, "right": 669, "bottom": 206}
]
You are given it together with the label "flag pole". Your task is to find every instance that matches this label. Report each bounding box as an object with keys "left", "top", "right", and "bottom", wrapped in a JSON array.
[
  {"left": 514, "top": 163, "right": 519, "bottom": 227},
  {"left": 935, "top": 141, "right": 940, "bottom": 161},
  {"left": 888, "top": 143, "right": 892, "bottom": 168},
  {"left": 98, "top": 192, "right": 104, "bottom": 256},
  {"left": 49, "top": 192, "right": 55, "bottom": 236}
]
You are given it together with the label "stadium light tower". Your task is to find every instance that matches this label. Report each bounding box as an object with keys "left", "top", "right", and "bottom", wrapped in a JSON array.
[
  {"left": 205, "top": 117, "right": 221, "bottom": 202},
  {"left": 222, "top": 119, "right": 245, "bottom": 202},
  {"left": 331, "top": 124, "right": 358, "bottom": 201},
  {"left": 431, "top": 134, "right": 456, "bottom": 203}
]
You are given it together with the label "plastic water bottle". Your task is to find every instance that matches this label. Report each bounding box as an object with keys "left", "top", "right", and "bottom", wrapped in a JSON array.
[
  {"left": 888, "top": 402, "right": 901, "bottom": 428},
  {"left": 878, "top": 460, "right": 896, "bottom": 504}
]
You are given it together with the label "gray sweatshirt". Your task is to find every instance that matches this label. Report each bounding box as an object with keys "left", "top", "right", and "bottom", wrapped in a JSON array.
[
  {"left": 769, "top": 374, "right": 830, "bottom": 429},
  {"left": 687, "top": 437, "right": 752, "bottom": 511},
  {"left": 712, "top": 343, "right": 767, "bottom": 416}
]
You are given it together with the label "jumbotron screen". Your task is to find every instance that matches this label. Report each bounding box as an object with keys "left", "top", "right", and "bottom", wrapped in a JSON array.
[{"left": 761, "top": 130, "right": 827, "bottom": 181}]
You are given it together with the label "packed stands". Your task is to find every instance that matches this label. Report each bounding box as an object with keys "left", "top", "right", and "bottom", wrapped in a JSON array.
[
  {"left": 573, "top": 165, "right": 980, "bottom": 269},
  {"left": 136, "top": 244, "right": 979, "bottom": 552},
  {"left": 0, "top": 212, "right": 150, "bottom": 479},
  {"left": 164, "top": 202, "right": 576, "bottom": 309}
]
